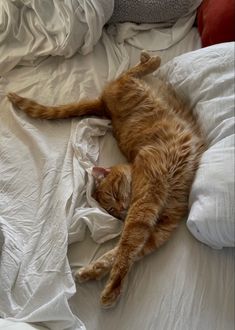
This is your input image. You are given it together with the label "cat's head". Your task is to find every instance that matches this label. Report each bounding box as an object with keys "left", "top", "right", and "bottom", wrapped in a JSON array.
[{"left": 92, "top": 164, "right": 132, "bottom": 220}]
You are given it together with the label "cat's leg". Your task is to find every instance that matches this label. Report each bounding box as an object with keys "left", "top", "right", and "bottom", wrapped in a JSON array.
[
  {"left": 126, "top": 52, "right": 161, "bottom": 78},
  {"left": 140, "top": 50, "right": 151, "bottom": 63},
  {"left": 100, "top": 148, "right": 168, "bottom": 308},
  {"left": 75, "top": 247, "right": 117, "bottom": 282},
  {"left": 75, "top": 216, "right": 178, "bottom": 284},
  {"left": 137, "top": 215, "right": 179, "bottom": 259},
  {"left": 100, "top": 217, "right": 180, "bottom": 308},
  {"left": 7, "top": 93, "right": 106, "bottom": 119}
]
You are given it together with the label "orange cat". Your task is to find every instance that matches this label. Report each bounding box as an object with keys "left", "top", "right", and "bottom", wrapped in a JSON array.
[{"left": 8, "top": 51, "right": 206, "bottom": 308}]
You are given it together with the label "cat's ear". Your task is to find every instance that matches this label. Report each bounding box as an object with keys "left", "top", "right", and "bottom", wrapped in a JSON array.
[{"left": 92, "top": 167, "right": 111, "bottom": 183}]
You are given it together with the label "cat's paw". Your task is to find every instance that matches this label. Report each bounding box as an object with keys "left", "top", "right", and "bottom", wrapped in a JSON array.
[
  {"left": 140, "top": 51, "right": 151, "bottom": 63},
  {"left": 75, "top": 261, "right": 110, "bottom": 283},
  {"left": 148, "top": 55, "right": 161, "bottom": 71},
  {"left": 100, "top": 268, "right": 125, "bottom": 308},
  {"left": 100, "top": 281, "right": 121, "bottom": 309},
  {"left": 140, "top": 51, "right": 161, "bottom": 71},
  {"left": 75, "top": 266, "right": 92, "bottom": 283}
]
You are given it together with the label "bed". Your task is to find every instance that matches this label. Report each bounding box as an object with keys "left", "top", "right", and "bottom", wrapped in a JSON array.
[{"left": 0, "top": 1, "right": 234, "bottom": 330}]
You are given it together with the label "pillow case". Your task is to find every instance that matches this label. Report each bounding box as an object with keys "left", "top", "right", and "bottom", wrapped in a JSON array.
[
  {"left": 156, "top": 42, "right": 235, "bottom": 249},
  {"left": 109, "top": 0, "right": 202, "bottom": 24},
  {"left": 197, "top": 0, "right": 235, "bottom": 47}
]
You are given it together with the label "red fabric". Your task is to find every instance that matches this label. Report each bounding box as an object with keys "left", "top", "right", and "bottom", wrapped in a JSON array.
[{"left": 197, "top": 0, "right": 235, "bottom": 47}]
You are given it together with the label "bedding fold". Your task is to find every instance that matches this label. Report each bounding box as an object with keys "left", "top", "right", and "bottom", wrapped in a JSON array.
[
  {"left": 0, "top": 101, "right": 121, "bottom": 329},
  {"left": 0, "top": 0, "right": 114, "bottom": 74},
  {"left": 0, "top": 0, "right": 199, "bottom": 75},
  {"left": 1, "top": 16, "right": 233, "bottom": 330},
  {"left": 0, "top": 40, "right": 125, "bottom": 329}
]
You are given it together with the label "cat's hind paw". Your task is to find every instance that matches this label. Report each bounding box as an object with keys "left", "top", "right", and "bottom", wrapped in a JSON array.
[
  {"left": 140, "top": 50, "right": 151, "bottom": 63},
  {"left": 148, "top": 55, "right": 161, "bottom": 71},
  {"left": 140, "top": 51, "right": 161, "bottom": 71}
]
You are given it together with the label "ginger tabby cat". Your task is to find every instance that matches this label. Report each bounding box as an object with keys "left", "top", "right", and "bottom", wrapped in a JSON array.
[{"left": 8, "top": 51, "right": 205, "bottom": 308}]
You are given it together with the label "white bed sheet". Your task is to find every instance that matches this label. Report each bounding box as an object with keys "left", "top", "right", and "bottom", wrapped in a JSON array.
[
  {"left": 67, "top": 40, "right": 235, "bottom": 330},
  {"left": 0, "top": 22, "right": 234, "bottom": 330},
  {"left": 68, "top": 33, "right": 235, "bottom": 330},
  {"left": 69, "top": 224, "right": 234, "bottom": 330}
]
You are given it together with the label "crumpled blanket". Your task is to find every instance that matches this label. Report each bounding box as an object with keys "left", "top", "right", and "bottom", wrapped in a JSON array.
[
  {"left": 0, "top": 0, "right": 200, "bottom": 75},
  {"left": 0, "top": 39, "right": 125, "bottom": 329},
  {"left": 0, "top": 0, "right": 114, "bottom": 74},
  {"left": 0, "top": 4, "right": 201, "bottom": 329}
]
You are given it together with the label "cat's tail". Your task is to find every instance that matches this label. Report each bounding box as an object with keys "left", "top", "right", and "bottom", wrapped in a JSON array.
[{"left": 7, "top": 93, "right": 106, "bottom": 119}]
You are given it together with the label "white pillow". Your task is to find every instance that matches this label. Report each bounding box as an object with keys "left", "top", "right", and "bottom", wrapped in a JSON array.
[{"left": 156, "top": 42, "right": 235, "bottom": 249}]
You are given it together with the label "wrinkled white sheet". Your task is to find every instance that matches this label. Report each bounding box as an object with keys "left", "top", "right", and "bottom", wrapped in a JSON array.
[
  {"left": 68, "top": 42, "right": 234, "bottom": 330},
  {"left": 69, "top": 224, "right": 234, "bottom": 330},
  {"left": 0, "top": 23, "right": 202, "bottom": 329},
  {"left": 0, "top": 47, "right": 122, "bottom": 330},
  {"left": 107, "top": 12, "right": 197, "bottom": 51},
  {"left": 0, "top": 0, "right": 113, "bottom": 74},
  {"left": 0, "top": 1, "right": 198, "bottom": 76},
  {"left": 1, "top": 18, "right": 233, "bottom": 330}
]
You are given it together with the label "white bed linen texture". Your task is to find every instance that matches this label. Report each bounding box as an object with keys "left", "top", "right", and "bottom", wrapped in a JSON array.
[
  {"left": 0, "top": 15, "right": 234, "bottom": 330},
  {"left": 0, "top": 0, "right": 114, "bottom": 74},
  {"left": 0, "top": 0, "right": 198, "bottom": 76},
  {"left": 0, "top": 17, "right": 201, "bottom": 330},
  {"left": 0, "top": 43, "right": 123, "bottom": 329}
]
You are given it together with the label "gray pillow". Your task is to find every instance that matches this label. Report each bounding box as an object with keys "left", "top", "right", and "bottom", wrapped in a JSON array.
[{"left": 109, "top": 0, "right": 202, "bottom": 24}]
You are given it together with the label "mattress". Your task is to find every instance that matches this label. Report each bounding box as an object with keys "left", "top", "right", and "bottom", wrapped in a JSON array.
[{"left": 0, "top": 11, "right": 234, "bottom": 330}]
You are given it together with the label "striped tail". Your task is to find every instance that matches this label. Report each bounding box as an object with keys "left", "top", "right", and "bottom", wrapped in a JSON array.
[{"left": 7, "top": 93, "right": 106, "bottom": 119}]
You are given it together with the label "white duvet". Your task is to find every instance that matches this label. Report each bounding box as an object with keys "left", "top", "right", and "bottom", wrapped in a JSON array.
[
  {"left": 0, "top": 54, "right": 122, "bottom": 330},
  {"left": 0, "top": 7, "right": 234, "bottom": 330},
  {"left": 0, "top": 0, "right": 113, "bottom": 74},
  {"left": 0, "top": 0, "right": 198, "bottom": 76}
]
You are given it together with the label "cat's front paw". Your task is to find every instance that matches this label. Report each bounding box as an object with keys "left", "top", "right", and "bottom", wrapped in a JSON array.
[
  {"left": 75, "top": 266, "right": 92, "bottom": 283},
  {"left": 100, "top": 268, "right": 125, "bottom": 308},
  {"left": 100, "top": 281, "right": 122, "bottom": 309}
]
